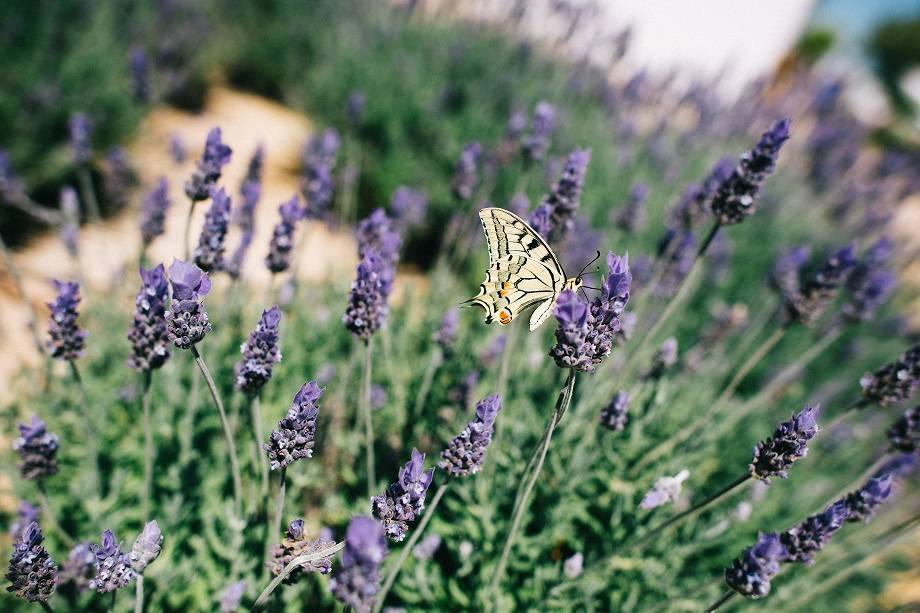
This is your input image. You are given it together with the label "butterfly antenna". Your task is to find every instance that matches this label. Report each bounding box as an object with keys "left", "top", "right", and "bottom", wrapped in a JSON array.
[{"left": 577, "top": 251, "right": 602, "bottom": 279}]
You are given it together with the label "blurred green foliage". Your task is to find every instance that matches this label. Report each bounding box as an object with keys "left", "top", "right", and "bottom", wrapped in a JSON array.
[{"left": 867, "top": 17, "right": 920, "bottom": 114}]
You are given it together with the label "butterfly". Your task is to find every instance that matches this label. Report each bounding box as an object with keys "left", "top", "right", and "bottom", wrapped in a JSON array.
[{"left": 465, "top": 207, "right": 589, "bottom": 331}]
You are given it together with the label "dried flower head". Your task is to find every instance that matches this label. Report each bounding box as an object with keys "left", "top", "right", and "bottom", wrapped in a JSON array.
[
  {"left": 265, "top": 196, "right": 304, "bottom": 274},
  {"left": 639, "top": 469, "right": 690, "bottom": 510},
  {"left": 13, "top": 416, "right": 59, "bottom": 480},
  {"left": 440, "top": 394, "right": 502, "bottom": 476},
  {"left": 263, "top": 381, "right": 322, "bottom": 470},
  {"left": 184, "top": 127, "right": 232, "bottom": 202},
  {"left": 600, "top": 391, "right": 630, "bottom": 431},
  {"left": 5, "top": 522, "right": 57, "bottom": 602},
  {"left": 887, "top": 406, "right": 920, "bottom": 453},
  {"left": 130, "top": 521, "right": 163, "bottom": 573},
  {"left": 165, "top": 260, "right": 212, "bottom": 349},
  {"left": 127, "top": 264, "right": 171, "bottom": 372},
  {"left": 60, "top": 543, "right": 96, "bottom": 592},
  {"left": 842, "top": 474, "right": 892, "bottom": 523},
  {"left": 267, "top": 519, "right": 335, "bottom": 583},
  {"left": 140, "top": 178, "right": 171, "bottom": 246},
  {"left": 724, "top": 532, "right": 787, "bottom": 598},
  {"left": 235, "top": 306, "right": 282, "bottom": 393},
  {"left": 860, "top": 345, "right": 920, "bottom": 407},
  {"left": 193, "top": 187, "right": 231, "bottom": 272},
  {"left": 343, "top": 249, "right": 393, "bottom": 340},
  {"left": 46, "top": 280, "right": 87, "bottom": 361},
  {"left": 372, "top": 448, "right": 435, "bottom": 542},
  {"left": 89, "top": 530, "right": 136, "bottom": 593},
  {"left": 329, "top": 516, "right": 388, "bottom": 613},
  {"left": 451, "top": 142, "right": 482, "bottom": 201},
  {"left": 750, "top": 404, "right": 820, "bottom": 483}
]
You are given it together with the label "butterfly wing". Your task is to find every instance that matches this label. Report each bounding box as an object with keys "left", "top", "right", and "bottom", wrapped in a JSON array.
[{"left": 466, "top": 208, "right": 566, "bottom": 330}]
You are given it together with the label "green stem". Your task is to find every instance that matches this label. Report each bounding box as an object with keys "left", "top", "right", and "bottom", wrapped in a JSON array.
[
  {"left": 362, "top": 339, "right": 376, "bottom": 500},
  {"left": 250, "top": 541, "right": 346, "bottom": 610},
  {"left": 703, "top": 590, "right": 735, "bottom": 613},
  {"left": 488, "top": 368, "right": 576, "bottom": 601},
  {"left": 183, "top": 197, "right": 197, "bottom": 261},
  {"left": 68, "top": 361, "right": 100, "bottom": 498},
  {"left": 264, "top": 467, "right": 286, "bottom": 579},
  {"left": 411, "top": 348, "right": 442, "bottom": 423},
  {"left": 191, "top": 345, "right": 243, "bottom": 517},
  {"left": 374, "top": 481, "right": 450, "bottom": 612},
  {"left": 77, "top": 167, "right": 101, "bottom": 223},
  {"left": 142, "top": 370, "right": 154, "bottom": 521},
  {"left": 250, "top": 394, "right": 270, "bottom": 503},
  {"left": 40, "top": 601, "right": 55, "bottom": 613},
  {"left": 134, "top": 574, "right": 144, "bottom": 613}
]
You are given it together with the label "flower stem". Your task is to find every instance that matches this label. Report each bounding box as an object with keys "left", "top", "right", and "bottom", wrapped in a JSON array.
[
  {"left": 374, "top": 481, "right": 450, "bottom": 613},
  {"left": 703, "top": 589, "right": 735, "bottom": 613},
  {"left": 40, "top": 601, "right": 55, "bottom": 613},
  {"left": 68, "top": 360, "right": 100, "bottom": 499},
  {"left": 264, "top": 467, "right": 286, "bottom": 579},
  {"left": 183, "top": 197, "right": 197, "bottom": 261},
  {"left": 626, "top": 474, "right": 751, "bottom": 551},
  {"left": 134, "top": 574, "right": 144, "bottom": 613},
  {"left": 822, "top": 397, "right": 869, "bottom": 433},
  {"left": 362, "top": 339, "right": 376, "bottom": 500},
  {"left": 411, "top": 348, "right": 442, "bottom": 424},
  {"left": 141, "top": 370, "right": 154, "bottom": 521},
  {"left": 488, "top": 368, "right": 576, "bottom": 601},
  {"left": 250, "top": 394, "right": 270, "bottom": 503},
  {"left": 37, "top": 481, "right": 73, "bottom": 547},
  {"left": 76, "top": 167, "right": 101, "bottom": 223},
  {"left": 250, "top": 541, "right": 346, "bottom": 610},
  {"left": 191, "top": 344, "right": 243, "bottom": 517}
]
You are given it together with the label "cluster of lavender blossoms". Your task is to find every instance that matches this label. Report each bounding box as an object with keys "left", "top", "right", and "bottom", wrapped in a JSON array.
[
  {"left": 5, "top": 522, "right": 57, "bottom": 603},
  {"left": 749, "top": 404, "right": 820, "bottom": 483},
  {"left": 127, "top": 264, "right": 171, "bottom": 372},
  {"left": 47, "top": 280, "right": 87, "bottom": 361},
  {"left": 432, "top": 308, "right": 459, "bottom": 356},
  {"left": 842, "top": 474, "right": 892, "bottom": 523},
  {"left": 356, "top": 208, "right": 402, "bottom": 266},
  {"left": 599, "top": 391, "right": 630, "bottom": 432},
  {"left": 330, "top": 516, "right": 388, "bottom": 613},
  {"left": 235, "top": 306, "right": 282, "bottom": 393},
  {"left": 451, "top": 142, "right": 482, "bottom": 201},
  {"left": 842, "top": 237, "right": 895, "bottom": 323},
  {"left": 343, "top": 249, "right": 393, "bottom": 340},
  {"left": 389, "top": 186, "right": 428, "bottom": 229},
  {"left": 779, "top": 500, "right": 849, "bottom": 565},
  {"left": 522, "top": 100, "right": 556, "bottom": 162},
  {"left": 140, "top": 178, "right": 171, "bottom": 247},
  {"left": 372, "top": 448, "right": 435, "bottom": 541},
  {"left": 193, "top": 187, "right": 231, "bottom": 272},
  {"left": 301, "top": 128, "right": 339, "bottom": 219},
  {"left": 709, "top": 119, "right": 791, "bottom": 226},
  {"left": 724, "top": 532, "right": 787, "bottom": 598},
  {"left": 89, "top": 530, "right": 136, "bottom": 593},
  {"left": 265, "top": 195, "right": 304, "bottom": 274},
  {"left": 13, "top": 416, "right": 59, "bottom": 480},
  {"left": 69, "top": 113, "right": 93, "bottom": 165},
  {"left": 785, "top": 245, "right": 858, "bottom": 324},
  {"left": 184, "top": 127, "right": 232, "bottom": 202},
  {"left": 530, "top": 148, "right": 591, "bottom": 244},
  {"left": 439, "top": 394, "right": 502, "bottom": 476},
  {"left": 164, "top": 260, "right": 212, "bottom": 350},
  {"left": 60, "top": 543, "right": 96, "bottom": 591},
  {"left": 226, "top": 146, "right": 264, "bottom": 278},
  {"left": 263, "top": 382, "right": 321, "bottom": 470},
  {"left": 550, "top": 251, "right": 631, "bottom": 372},
  {"left": 888, "top": 406, "right": 919, "bottom": 453},
  {"left": 268, "top": 518, "right": 334, "bottom": 583},
  {"left": 860, "top": 344, "right": 920, "bottom": 406}
]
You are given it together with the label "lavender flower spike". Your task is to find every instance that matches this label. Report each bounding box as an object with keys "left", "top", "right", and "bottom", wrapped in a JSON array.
[
  {"left": 522, "top": 100, "right": 556, "bottom": 162},
  {"left": 343, "top": 249, "right": 393, "bottom": 340},
  {"left": 89, "top": 530, "right": 136, "bottom": 593},
  {"left": 127, "top": 264, "right": 171, "bottom": 372},
  {"left": 887, "top": 406, "right": 920, "bottom": 453},
  {"left": 329, "top": 516, "right": 388, "bottom": 613},
  {"left": 786, "top": 244, "right": 858, "bottom": 325},
  {"left": 235, "top": 306, "right": 282, "bottom": 393},
  {"left": 129, "top": 47, "right": 150, "bottom": 102},
  {"left": 710, "top": 119, "right": 791, "bottom": 226},
  {"left": 724, "top": 532, "right": 787, "bottom": 598},
  {"left": 10, "top": 502, "right": 39, "bottom": 541},
  {"left": 860, "top": 345, "right": 920, "bottom": 407},
  {"left": 440, "top": 394, "right": 502, "bottom": 476},
  {"left": 140, "top": 178, "right": 171, "bottom": 247},
  {"left": 193, "top": 187, "right": 231, "bottom": 272},
  {"left": 549, "top": 290, "right": 592, "bottom": 371},
  {"left": 130, "top": 520, "right": 163, "bottom": 573},
  {"left": 165, "top": 259, "right": 212, "bottom": 350},
  {"left": 60, "top": 543, "right": 96, "bottom": 591},
  {"left": 749, "top": 404, "right": 820, "bottom": 483},
  {"left": 451, "top": 142, "right": 482, "bottom": 201},
  {"left": 184, "top": 127, "right": 232, "bottom": 202},
  {"left": 639, "top": 469, "right": 690, "bottom": 510},
  {"left": 600, "top": 391, "right": 630, "bottom": 431},
  {"left": 69, "top": 113, "right": 93, "bottom": 165},
  {"left": 5, "top": 522, "right": 57, "bottom": 602},
  {"left": 47, "top": 280, "right": 87, "bottom": 361},
  {"left": 14, "top": 415, "right": 59, "bottom": 480},
  {"left": 267, "top": 518, "right": 334, "bottom": 583},
  {"left": 372, "top": 448, "right": 435, "bottom": 541},
  {"left": 432, "top": 308, "right": 459, "bottom": 355},
  {"left": 263, "top": 381, "right": 322, "bottom": 470},
  {"left": 219, "top": 580, "right": 247, "bottom": 613},
  {"left": 541, "top": 148, "right": 591, "bottom": 243},
  {"left": 356, "top": 208, "right": 402, "bottom": 266},
  {"left": 780, "top": 500, "right": 849, "bottom": 565},
  {"left": 265, "top": 196, "right": 303, "bottom": 274},
  {"left": 842, "top": 474, "right": 892, "bottom": 523}
]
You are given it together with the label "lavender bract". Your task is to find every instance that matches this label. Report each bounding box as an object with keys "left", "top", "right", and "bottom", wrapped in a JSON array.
[
  {"left": 165, "top": 259, "right": 212, "bottom": 350},
  {"left": 193, "top": 187, "right": 231, "bottom": 272},
  {"left": 267, "top": 518, "right": 334, "bottom": 583},
  {"left": 13, "top": 416, "right": 59, "bottom": 480},
  {"left": 842, "top": 474, "right": 892, "bottom": 523},
  {"left": 47, "top": 280, "right": 87, "bottom": 361},
  {"left": 5, "top": 522, "right": 57, "bottom": 602},
  {"left": 127, "top": 264, "right": 171, "bottom": 372},
  {"left": 263, "top": 381, "right": 321, "bottom": 470},
  {"left": 140, "top": 178, "right": 171, "bottom": 246},
  {"left": 780, "top": 500, "right": 849, "bottom": 565},
  {"left": 89, "top": 530, "right": 136, "bottom": 593},
  {"left": 724, "top": 532, "right": 787, "bottom": 599},
  {"left": 129, "top": 520, "right": 163, "bottom": 573},
  {"left": 599, "top": 391, "right": 630, "bottom": 432},
  {"left": 329, "top": 516, "right": 388, "bottom": 613},
  {"left": 439, "top": 394, "right": 502, "bottom": 476},
  {"left": 860, "top": 345, "right": 920, "bottom": 407},
  {"left": 184, "top": 127, "right": 232, "bottom": 202},
  {"left": 235, "top": 306, "right": 282, "bottom": 393},
  {"left": 265, "top": 196, "right": 303, "bottom": 274},
  {"left": 343, "top": 249, "right": 393, "bottom": 340},
  {"left": 749, "top": 404, "right": 819, "bottom": 483},
  {"left": 371, "top": 448, "right": 435, "bottom": 541}
]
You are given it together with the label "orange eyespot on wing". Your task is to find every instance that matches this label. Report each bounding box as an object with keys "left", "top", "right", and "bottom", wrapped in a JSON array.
[
  {"left": 499, "top": 289, "right": 508, "bottom": 297},
  {"left": 498, "top": 309, "right": 512, "bottom": 325}
]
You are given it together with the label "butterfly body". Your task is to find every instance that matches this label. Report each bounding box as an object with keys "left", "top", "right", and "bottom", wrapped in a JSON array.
[{"left": 466, "top": 207, "right": 580, "bottom": 331}]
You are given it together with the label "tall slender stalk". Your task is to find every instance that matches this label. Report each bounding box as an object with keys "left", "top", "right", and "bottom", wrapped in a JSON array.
[
  {"left": 362, "top": 339, "right": 376, "bottom": 500},
  {"left": 68, "top": 361, "right": 99, "bottom": 498},
  {"left": 191, "top": 345, "right": 243, "bottom": 517},
  {"left": 374, "top": 481, "right": 451, "bottom": 613},
  {"left": 488, "top": 368, "right": 576, "bottom": 601},
  {"left": 249, "top": 394, "right": 270, "bottom": 502},
  {"left": 141, "top": 370, "right": 154, "bottom": 521},
  {"left": 264, "top": 467, "right": 286, "bottom": 578},
  {"left": 411, "top": 348, "right": 442, "bottom": 423},
  {"left": 183, "top": 197, "right": 197, "bottom": 261},
  {"left": 703, "top": 590, "right": 735, "bottom": 613},
  {"left": 39, "top": 602, "right": 55, "bottom": 613},
  {"left": 134, "top": 575, "right": 145, "bottom": 613},
  {"left": 251, "top": 541, "right": 346, "bottom": 610},
  {"left": 4, "top": 196, "right": 63, "bottom": 225},
  {"left": 76, "top": 167, "right": 101, "bottom": 223}
]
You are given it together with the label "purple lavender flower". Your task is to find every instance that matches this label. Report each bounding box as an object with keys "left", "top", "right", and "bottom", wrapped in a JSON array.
[
  {"left": 860, "top": 345, "right": 920, "bottom": 406},
  {"left": 647, "top": 337, "right": 678, "bottom": 379},
  {"left": 439, "top": 394, "right": 502, "bottom": 476},
  {"left": 370, "top": 384, "right": 386, "bottom": 410},
  {"left": 479, "top": 334, "right": 506, "bottom": 368},
  {"left": 509, "top": 192, "right": 530, "bottom": 217},
  {"left": 10, "top": 502, "right": 39, "bottom": 541},
  {"left": 843, "top": 270, "right": 895, "bottom": 324},
  {"left": 169, "top": 134, "right": 186, "bottom": 164},
  {"left": 786, "top": 244, "right": 858, "bottom": 325},
  {"left": 129, "top": 47, "right": 150, "bottom": 102},
  {"left": 887, "top": 406, "right": 919, "bottom": 453},
  {"left": 129, "top": 520, "right": 162, "bottom": 573},
  {"left": 874, "top": 453, "right": 916, "bottom": 479},
  {"left": 539, "top": 148, "right": 591, "bottom": 244},
  {"left": 265, "top": 196, "right": 303, "bottom": 274},
  {"left": 522, "top": 101, "right": 556, "bottom": 162},
  {"left": 235, "top": 306, "right": 282, "bottom": 393},
  {"left": 724, "top": 532, "right": 787, "bottom": 598},
  {"left": 184, "top": 127, "right": 232, "bottom": 202},
  {"left": 301, "top": 129, "right": 339, "bottom": 219},
  {"left": 5, "top": 522, "right": 57, "bottom": 602},
  {"left": 127, "top": 264, "right": 171, "bottom": 372},
  {"left": 102, "top": 147, "right": 138, "bottom": 209},
  {"left": 563, "top": 552, "right": 584, "bottom": 579},
  {"left": 226, "top": 148, "right": 263, "bottom": 278},
  {"left": 343, "top": 249, "right": 393, "bottom": 340},
  {"left": 193, "top": 187, "right": 231, "bottom": 272},
  {"left": 58, "top": 187, "right": 80, "bottom": 258},
  {"left": 549, "top": 290, "right": 591, "bottom": 370},
  {"left": 497, "top": 109, "right": 527, "bottom": 164},
  {"left": 165, "top": 259, "right": 212, "bottom": 349},
  {"left": 371, "top": 448, "right": 435, "bottom": 541},
  {"left": 528, "top": 203, "right": 552, "bottom": 238},
  {"left": 69, "top": 113, "right": 93, "bottom": 165},
  {"left": 140, "top": 178, "right": 171, "bottom": 246},
  {"left": 413, "top": 533, "right": 442, "bottom": 561},
  {"left": 750, "top": 404, "right": 820, "bottom": 483},
  {"left": 263, "top": 381, "right": 321, "bottom": 470},
  {"left": 451, "top": 142, "right": 482, "bottom": 201},
  {"left": 848, "top": 237, "right": 894, "bottom": 291},
  {"left": 600, "top": 391, "right": 630, "bottom": 431},
  {"left": 13, "top": 416, "right": 59, "bottom": 480},
  {"left": 0, "top": 150, "right": 26, "bottom": 203},
  {"left": 780, "top": 500, "right": 849, "bottom": 565},
  {"left": 614, "top": 183, "right": 649, "bottom": 233},
  {"left": 329, "top": 516, "right": 388, "bottom": 613},
  {"left": 655, "top": 227, "right": 697, "bottom": 298},
  {"left": 640, "top": 469, "right": 690, "bottom": 510},
  {"left": 842, "top": 474, "right": 892, "bottom": 523},
  {"left": 219, "top": 580, "right": 247, "bottom": 613},
  {"left": 769, "top": 246, "right": 810, "bottom": 305},
  {"left": 89, "top": 530, "right": 136, "bottom": 593},
  {"left": 710, "top": 119, "right": 791, "bottom": 226},
  {"left": 356, "top": 208, "right": 401, "bottom": 266},
  {"left": 389, "top": 186, "right": 428, "bottom": 229},
  {"left": 267, "top": 518, "right": 334, "bottom": 583},
  {"left": 46, "top": 280, "right": 86, "bottom": 361},
  {"left": 60, "top": 543, "right": 96, "bottom": 591},
  {"left": 347, "top": 90, "right": 366, "bottom": 126},
  {"left": 432, "top": 308, "right": 459, "bottom": 355},
  {"left": 579, "top": 251, "right": 632, "bottom": 371}
]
